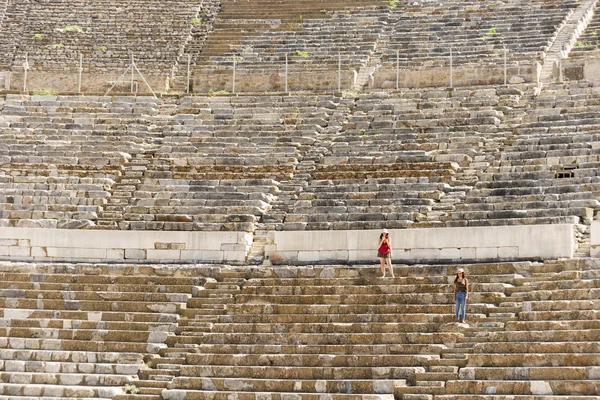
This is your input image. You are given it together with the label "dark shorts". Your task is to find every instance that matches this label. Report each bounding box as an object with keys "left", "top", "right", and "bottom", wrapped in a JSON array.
[{"left": 378, "top": 251, "right": 391, "bottom": 258}]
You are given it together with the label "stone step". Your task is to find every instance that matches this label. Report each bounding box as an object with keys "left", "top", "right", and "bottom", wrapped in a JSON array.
[
  {"left": 436, "top": 396, "right": 594, "bottom": 400},
  {"left": 459, "top": 365, "right": 600, "bottom": 380},
  {"left": 446, "top": 379, "right": 600, "bottom": 395},
  {"left": 0, "top": 308, "right": 179, "bottom": 323},
  {"left": 179, "top": 364, "right": 425, "bottom": 380},
  {"left": 162, "top": 391, "right": 395, "bottom": 400},
  {"left": 203, "top": 321, "right": 467, "bottom": 334},
  {"left": 0, "top": 349, "right": 142, "bottom": 363},
  {"left": 0, "top": 383, "right": 123, "bottom": 398},
  {"left": 226, "top": 303, "right": 494, "bottom": 315},
  {"left": 395, "top": 384, "right": 447, "bottom": 396},
  {"left": 0, "top": 318, "right": 176, "bottom": 332},
  {"left": 0, "top": 359, "right": 140, "bottom": 375},
  {"left": 193, "top": 343, "right": 447, "bottom": 355},
  {"left": 214, "top": 313, "right": 477, "bottom": 324},
  {"left": 185, "top": 353, "right": 438, "bottom": 367},
  {"left": 413, "top": 371, "right": 459, "bottom": 381},
  {"left": 169, "top": 331, "right": 460, "bottom": 346},
  {"left": 0, "top": 281, "right": 198, "bottom": 294},
  {"left": 0, "top": 327, "right": 170, "bottom": 344},
  {"left": 0, "top": 298, "right": 185, "bottom": 313},
  {"left": 170, "top": 377, "right": 405, "bottom": 394},
  {"left": 0, "top": 337, "right": 166, "bottom": 353}
]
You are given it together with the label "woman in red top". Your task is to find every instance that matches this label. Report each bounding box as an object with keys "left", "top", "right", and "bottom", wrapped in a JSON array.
[{"left": 377, "top": 229, "right": 395, "bottom": 278}]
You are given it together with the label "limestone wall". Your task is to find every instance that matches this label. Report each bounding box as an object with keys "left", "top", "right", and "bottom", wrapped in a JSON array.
[
  {"left": 267, "top": 225, "right": 576, "bottom": 264},
  {"left": 562, "top": 57, "right": 600, "bottom": 81},
  {"left": 11, "top": 70, "right": 167, "bottom": 94},
  {"left": 0, "top": 224, "right": 573, "bottom": 264},
  {"left": 374, "top": 64, "right": 538, "bottom": 89},
  {"left": 0, "top": 227, "right": 252, "bottom": 264},
  {"left": 589, "top": 221, "right": 600, "bottom": 257}
]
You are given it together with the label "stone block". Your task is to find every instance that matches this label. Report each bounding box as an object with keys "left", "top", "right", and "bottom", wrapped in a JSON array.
[
  {"left": 125, "top": 249, "right": 147, "bottom": 259},
  {"left": 181, "top": 250, "right": 204, "bottom": 261},
  {"left": 460, "top": 247, "right": 477, "bottom": 260},
  {"left": 202, "top": 251, "right": 224, "bottom": 262},
  {"left": 530, "top": 381, "right": 553, "bottom": 395},
  {"left": 106, "top": 249, "right": 125, "bottom": 260},
  {"left": 476, "top": 247, "right": 498, "bottom": 259},
  {"left": 31, "top": 247, "right": 48, "bottom": 258},
  {"left": 319, "top": 250, "right": 349, "bottom": 262},
  {"left": 440, "top": 248, "right": 461, "bottom": 259},
  {"left": 298, "top": 251, "right": 320, "bottom": 262},
  {"left": 498, "top": 246, "right": 519, "bottom": 259},
  {"left": 221, "top": 244, "right": 247, "bottom": 251},
  {"left": 8, "top": 246, "right": 31, "bottom": 257},
  {"left": 223, "top": 250, "right": 246, "bottom": 264},
  {"left": 146, "top": 249, "right": 181, "bottom": 260},
  {"left": 47, "top": 247, "right": 105, "bottom": 260}
]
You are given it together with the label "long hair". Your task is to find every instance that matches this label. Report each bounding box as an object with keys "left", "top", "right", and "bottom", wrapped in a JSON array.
[{"left": 454, "top": 271, "right": 466, "bottom": 283}]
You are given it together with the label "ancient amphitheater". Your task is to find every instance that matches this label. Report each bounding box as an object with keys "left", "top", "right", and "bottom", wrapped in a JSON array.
[{"left": 1, "top": 0, "right": 600, "bottom": 399}]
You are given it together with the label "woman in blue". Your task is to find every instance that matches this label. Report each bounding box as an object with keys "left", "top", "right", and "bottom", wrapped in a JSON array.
[{"left": 453, "top": 268, "right": 468, "bottom": 323}]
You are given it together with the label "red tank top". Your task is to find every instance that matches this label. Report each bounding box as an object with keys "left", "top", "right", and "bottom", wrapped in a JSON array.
[{"left": 378, "top": 241, "right": 390, "bottom": 254}]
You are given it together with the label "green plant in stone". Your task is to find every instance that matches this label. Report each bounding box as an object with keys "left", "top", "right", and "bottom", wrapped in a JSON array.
[
  {"left": 295, "top": 50, "right": 309, "bottom": 57},
  {"left": 123, "top": 384, "right": 140, "bottom": 395},
  {"left": 482, "top": 26, "right": 498, "bottom": 40},
  {"left": 33, "top": 88, "right": 58, "bottom": 96},
  {"left": 389, "top": 0, "right": 398, "bottom": 8},
  {"left": 192, "top": 17, "right": 201, "bottom": 25},
  {"left": 98, "top": 45, "right": 107, "bottom": 52},
  {"left": 209, "top": 90, "right": 230, "bottom": 97},
  {"left": 33, "top": 33, "right": 43, "bottom": 39},
  {"left": 62, "top": 25, "right": 83, "bottom": 32},
  {"left": 50, "top": 42, "right": 64, "bottom": 48}
]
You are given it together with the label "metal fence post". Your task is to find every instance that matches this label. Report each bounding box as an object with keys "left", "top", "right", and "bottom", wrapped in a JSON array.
[
  {"left": 232, "top": 56, "right": 236, "bottom": 94},
  {"left": 449, "top": 47, "right": 453, "bottom": 89},
  {"left": 23, "top": 53, "right": 29, "bottom": 92},
  {"left": 131, "top": 54, "right": 135, "bottom": 93},
  {"left": 187, "top": 54, "right": 191, "bottom": 93},
  {"left": 504, "top": 46, "right": 507, "bottom": 85},
  {"left": 78, "top": 54, "right": 83, "bottom": 93},
  {"left": 285, "top": 53, "right": 288, "bottom": 93},
  {"left": 338, "top": 50, "right": 341, "bottom": 92},
  {"left": 396, "top": 50, "right": 399, "bottom": 90}
]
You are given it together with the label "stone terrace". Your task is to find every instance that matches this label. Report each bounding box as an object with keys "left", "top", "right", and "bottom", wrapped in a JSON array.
[
  {"left": 2, "top": 84, "right": 600, "bottom": 236},
  {"left": 570, "top": 1, "right": 600, "bottom": 59},
  {"left": 2, "top": 259, "right": 598, "bottom": 399},
  {"left": 0, "top": 261, "right": 204, "bottom": 399},
  {"left": 196, "top": 6, "right": 388, "bottom": 92},
  {"left": 380, "top": 0, "right": 579, "bottom": 69},
  {"left": 0, "top": 0, "right": 215, "bottom": 91}
]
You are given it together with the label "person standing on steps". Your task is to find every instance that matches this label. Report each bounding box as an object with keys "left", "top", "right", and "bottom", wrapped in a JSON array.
[
  {"left": 454, "top": 268, "right": 469, "bottom": 323},
  {"left": 377, "top": 229, "right": 395, "bottom": 278}
]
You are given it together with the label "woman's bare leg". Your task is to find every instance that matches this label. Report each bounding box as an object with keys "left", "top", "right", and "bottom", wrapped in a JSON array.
[
  {"left": 379, "top": 258, "right": 386, "bottom": 277},
  {"left": 386, "top": 258, "right": 395, "bottom": 277}
]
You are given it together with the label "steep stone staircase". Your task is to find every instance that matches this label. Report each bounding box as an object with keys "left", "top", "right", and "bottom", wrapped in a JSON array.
[{"left": 1, "top": 260, "right": 600, "bottom": 399}]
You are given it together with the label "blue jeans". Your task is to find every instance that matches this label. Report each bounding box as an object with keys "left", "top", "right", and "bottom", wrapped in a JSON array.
[{"left": 455, "top": 292, "right": 467, "bottom": 320}]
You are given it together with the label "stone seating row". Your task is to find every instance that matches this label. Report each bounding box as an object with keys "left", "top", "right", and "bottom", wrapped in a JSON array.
[
  {"left": 569, "top": 2, "right": 600, "bottom": 59},
  {"left": 4, "top": 0, "right": 203, "bottom": 76},
  {"left": 380, "top": 0, "right": 577, "bottom": 68},
  {"left": 0, "top": 262, "right": 208, "bottom": 398},
  {"left": 2, "top": 259, "right": 598, "bottom": 398},
  {"left": 208, "top": 6, "right": 386, "bottom": 72},
  {"left": 2, "top": 85, "right": 600, "bottom": 231},
  {"left": 147, "top": 260, "right": 600, "bottom": 399}
]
